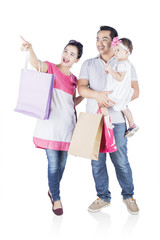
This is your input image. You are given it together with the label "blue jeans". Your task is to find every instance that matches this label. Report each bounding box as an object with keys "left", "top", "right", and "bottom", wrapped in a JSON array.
[
  {"left": 91, "top": 123, "right": 134, "bottom": 202},
  {"left": 45, "top": 149, "right": 68, "bottom": 201}
]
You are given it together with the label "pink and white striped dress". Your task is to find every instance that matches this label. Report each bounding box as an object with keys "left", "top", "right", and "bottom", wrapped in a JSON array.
[{"left": 33, "top": 61, "right": 77, "bottom": 151}]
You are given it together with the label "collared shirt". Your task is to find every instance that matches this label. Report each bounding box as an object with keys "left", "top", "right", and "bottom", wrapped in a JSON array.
[{"left": 78, "top": 56, "right": 138, "bottom": 124}]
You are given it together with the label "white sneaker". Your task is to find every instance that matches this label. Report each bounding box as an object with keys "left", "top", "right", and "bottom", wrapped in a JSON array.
[
  {"left": 88, "top": 198, "right": 111, "bottom": 212},
  {"left": 125, "top": 125, "right": 139, "bottom": 138},
  {"left": 123, "top": 198, "right": 139, "bottom": 215}
]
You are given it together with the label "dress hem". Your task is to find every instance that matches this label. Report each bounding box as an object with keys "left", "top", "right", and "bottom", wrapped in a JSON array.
[{"left": 33, "top": 137, "right": 70, "bottom": 151}]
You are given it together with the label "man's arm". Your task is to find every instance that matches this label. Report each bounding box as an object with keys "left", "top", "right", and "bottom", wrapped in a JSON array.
[
  {"left": 131, "top": 81, "right": 139, "bottom": 101},
  {"left": 78, "top": 78, "right": 115, "bottom": 108}
]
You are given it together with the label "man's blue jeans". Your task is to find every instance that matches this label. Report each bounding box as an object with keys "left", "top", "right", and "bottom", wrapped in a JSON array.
[
  {"left": 45, "top": 149, "right": 68, "bottom": 201},
  {"left": 91, "top": 122, "right": 134, "bottom": 202}
]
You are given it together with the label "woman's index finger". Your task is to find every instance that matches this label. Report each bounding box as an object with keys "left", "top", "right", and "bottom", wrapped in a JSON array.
[{"left": 20, "top": 35, "right": 27, "bottom": 43}]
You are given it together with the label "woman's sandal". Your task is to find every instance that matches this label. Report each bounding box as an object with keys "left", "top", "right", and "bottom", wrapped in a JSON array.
[{"left": 48, "top": 191, "right": 63, "bottom": 216}]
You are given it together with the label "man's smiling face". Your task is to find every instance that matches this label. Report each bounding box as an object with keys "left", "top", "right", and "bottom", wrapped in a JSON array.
[{"left": 96, "top": 30, "right": 112, "bottom": 55}]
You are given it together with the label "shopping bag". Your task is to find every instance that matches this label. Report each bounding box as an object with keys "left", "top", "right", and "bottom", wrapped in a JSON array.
[
  {"left": 15, "top": 59, "right": 54, "bottom": 119},
  {"left": 99, "top": 115, "right": 117, "bottom": 153},
  {"left": 68, "top": 112, "right": 103, "bottom": 160},
  {"left": 98, "top": 105, "right": 117, "bottom": 153}
]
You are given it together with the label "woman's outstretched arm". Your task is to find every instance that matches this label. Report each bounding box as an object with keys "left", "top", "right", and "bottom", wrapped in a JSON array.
[{"left": 20, "top": 36, "right": 48, "bottom": 73}]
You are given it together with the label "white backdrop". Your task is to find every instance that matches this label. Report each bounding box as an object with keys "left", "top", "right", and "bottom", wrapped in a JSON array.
[{"left": 0, "top": 0, "right": 160, "bottom": 239}]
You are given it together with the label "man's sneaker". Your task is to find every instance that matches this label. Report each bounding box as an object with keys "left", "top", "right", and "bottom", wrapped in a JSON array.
[
  {"left": 123, "top": 198, "right": 139, "bottom": 215},
  {"left": 88, "top": 198, "right": 111, "bottom": 212}
]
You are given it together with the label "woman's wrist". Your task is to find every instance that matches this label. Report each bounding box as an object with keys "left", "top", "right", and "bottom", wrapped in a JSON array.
[{"left": 28, "top": 44, "right": 33, "bottom": 53}]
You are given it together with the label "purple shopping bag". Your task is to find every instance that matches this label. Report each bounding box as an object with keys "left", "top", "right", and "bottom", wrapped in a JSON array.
[{"left": 15, "top": 68, "right": 54, "bottom": 119}]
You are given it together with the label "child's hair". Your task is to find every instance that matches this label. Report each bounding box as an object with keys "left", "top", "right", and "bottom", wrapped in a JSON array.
[
  {"left": 119, "top": 38, "right": 133, "bottom": 54},
  {"left": 97, "top": 26, "right": 118, "bottom": 40},
  {"left": 65, "top": 40, "right": 83, "bottom": 59}
]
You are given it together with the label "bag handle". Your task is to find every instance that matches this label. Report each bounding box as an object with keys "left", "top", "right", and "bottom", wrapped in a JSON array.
[
  {"left": 24, "top": 47, "right": 29, "bottom": 71},
  {"left": 97, "top": 103, "right": 102, "bottom": 114},
  {"left": 38, "top": 60, "right": 44, "bottom": 72}
]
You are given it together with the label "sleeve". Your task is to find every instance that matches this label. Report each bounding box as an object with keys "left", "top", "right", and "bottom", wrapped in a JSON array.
[
  {"left": 74, "top": 76, "right": 78, "bottom": 88},
  {"left": 70, "top": 73, "right": 78, "bottom": 89},
  {"left": 75, "top": 76, "right": 78, "bottom": 86},
  {"left": 45, "top": 61, "right": 54, "bottom": 74},
  {"left": 116, "top": 62, "right": 128, "bottom": 72},
  {"left": 130, "top": 63, "right": 138, "bottom": 81},
  {"left": 78, "top": 60, "right": 89, "bottom": 80}
]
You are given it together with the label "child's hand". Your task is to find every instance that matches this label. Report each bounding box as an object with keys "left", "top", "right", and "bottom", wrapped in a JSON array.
[
  {"left": 105, "top": 63, "right": 112, "bottom": 74},
  {"left": 20, "top": 36, "right": 32, "bottom": 51}
]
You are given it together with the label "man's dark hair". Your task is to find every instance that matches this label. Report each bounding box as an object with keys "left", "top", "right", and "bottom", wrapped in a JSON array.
[
  {"left": 98, "top": 26, "right": 118, "bottom": 40},
  {"left": 120, "top": 38, "right": 133, "bottom": 54}
]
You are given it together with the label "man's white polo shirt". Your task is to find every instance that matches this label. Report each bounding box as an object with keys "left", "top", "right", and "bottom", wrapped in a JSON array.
[{"left": 79, "top": 56, "right": 138, "bottom": 124}]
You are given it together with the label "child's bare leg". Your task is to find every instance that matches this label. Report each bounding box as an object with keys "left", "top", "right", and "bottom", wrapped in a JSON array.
[
  {"left": 101, "top": 107, "right": 109, "bottom": 115},
  {"left": 122, "top": 107, "right": 135, "bottom": 127}
]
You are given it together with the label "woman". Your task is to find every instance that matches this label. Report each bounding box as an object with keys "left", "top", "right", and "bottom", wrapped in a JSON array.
[{"left": 20, "top": 36, "right": 84, "bottom": 215}]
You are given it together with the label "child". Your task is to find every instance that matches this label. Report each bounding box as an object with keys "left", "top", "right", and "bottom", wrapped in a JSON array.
[
  {"left": 20, "top": 36, "right": 84, "bottom": 215},
  {"left": 101, "top": 37, "right": 139, "bottom": 137}
]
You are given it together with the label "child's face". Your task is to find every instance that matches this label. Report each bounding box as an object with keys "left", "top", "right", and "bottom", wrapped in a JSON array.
[
  {"left": 61, "top": 45, "right": 79, "bottom": 67},
  {"left": 113, "top": 45, "right": 128, "bottom": 61}
]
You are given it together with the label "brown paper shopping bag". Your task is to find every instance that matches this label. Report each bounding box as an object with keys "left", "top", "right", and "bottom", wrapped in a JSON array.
[{"left": 68, "top": 112, "right": 103, "bottom": 160}]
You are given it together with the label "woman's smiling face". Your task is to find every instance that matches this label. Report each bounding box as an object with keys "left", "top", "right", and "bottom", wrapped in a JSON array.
[{"left": 61, "top": 45, "right": 79, "bottom": 67}]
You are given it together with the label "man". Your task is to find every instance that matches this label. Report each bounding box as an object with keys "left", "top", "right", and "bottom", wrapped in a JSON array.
[{"left": 78, "top": 26, "right": 139, "bottom": 215}]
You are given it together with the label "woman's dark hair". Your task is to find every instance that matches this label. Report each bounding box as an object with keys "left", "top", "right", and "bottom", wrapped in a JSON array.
[
  {"left": 97, "top": 26, "right": 118, "bottom": 40},
  {"left": 119, "top": 38, "right": 133, "bottom": 54},
  {"left": 65, "top": 40, "right": 83, "bottom": 59}
]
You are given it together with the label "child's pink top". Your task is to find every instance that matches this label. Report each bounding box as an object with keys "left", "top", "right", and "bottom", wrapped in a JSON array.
[{"left": 33, "top": 61, "right": 77, "bottom": 151}]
